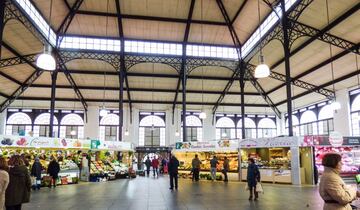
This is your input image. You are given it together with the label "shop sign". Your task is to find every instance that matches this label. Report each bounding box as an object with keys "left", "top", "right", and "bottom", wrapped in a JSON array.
[
  {"left": 302, "top": 135, "right": 360, "bottom": 147},
  {"left": 98, "top": 141, "right": 133, "bottom": 151},
  {"left": 175, "top": 142, "right": 216, "bottom": 150},
  {"left": 91, "top": 140, "right": 100, "bottom": 149},
  {"left": 329, "top": 131, "right": 343, "bottom": 147},
  {"left": 239, "top": 137, "right": 300, "bottom": 148}
]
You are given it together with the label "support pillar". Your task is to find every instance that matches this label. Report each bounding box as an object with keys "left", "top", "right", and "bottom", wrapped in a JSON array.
[
  {"left": 84, "top": 106, "right": 99, "bottom": 139},
  {"left": 202, "top": 109, "right": 216, "bottom": 141},
  {"left": 118, "top": 71, "right": 124, "bottom": 141},
  {"left": 0, "top": 110, "right": 6, "bottom": 135},
  {"left": 182, "top": 71, "right": 187, "bottom": 142},
  {"left": 0, "top": 0, "right": 5, "bottom": 59},
  {"left": 276, "top": 113, "right": 285, "bottom": 136},
  {"left": 49, "top": 71, "right": 57, "bottom": 137},
  {"left": 240, "top": 79, "right": 246, "bottom": 139},
  {"left": 290, "top": 146, "right": 301, "bottom": 185},
  {"left": 333, "top": 89, "right": 351, "bottom": 136},
  {"left": 281, "top": 0, "right": 293, "bottom": 136}
]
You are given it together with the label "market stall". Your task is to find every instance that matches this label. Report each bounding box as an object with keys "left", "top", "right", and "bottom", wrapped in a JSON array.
[
  {"left": 173, "top": 140, "right": 240, "bottom": 181},
  {"left": 0, "top": 135, "right": 134, "bottom": 186},
  {"left": 303, "top": 135, "right": 360, "bottom": 178}
]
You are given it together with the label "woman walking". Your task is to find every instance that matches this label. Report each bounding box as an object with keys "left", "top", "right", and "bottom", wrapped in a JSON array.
[
  {"left": 0, "top": 157, "right": 9, "bottom": 210},
  {"left": 47, "top": 156, "right": 60, "bottom": 188},
  {"left": 319, "top": 153, "right": 360, "bottom": 210},
  {"left": 5, "top": 155, "right": 31, "bottom": 210},
  {"left": 247, "top": 158, "right": 260, "bottom": 201}
]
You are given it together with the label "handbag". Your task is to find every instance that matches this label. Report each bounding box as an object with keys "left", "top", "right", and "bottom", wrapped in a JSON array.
[
  {"left": 245, "top": 184, "right": 249, "bottom": 191},
  {"left": 31, "top": 176, "right": 36, "bottom": 185},
  {"left": 256, "top": 182, "right": 264, "bottom": 193}
]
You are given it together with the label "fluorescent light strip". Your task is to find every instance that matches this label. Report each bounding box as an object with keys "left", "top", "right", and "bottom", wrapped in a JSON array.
[{"left": 15, "top": 0, "right": 56, "bottom": 46}]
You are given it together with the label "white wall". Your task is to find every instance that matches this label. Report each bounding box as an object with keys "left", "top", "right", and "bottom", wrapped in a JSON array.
[
  {"left": 84, "top": 106, "right": 99, "bottom": 139},
  {"left": 123, "top": 107, "right": 139, "bottom": 146},
  {"left": 333, "top": 89, "right": 351, "bottom": 136},
  {"left": 0, "top": 111, "right": 6, "bottom": 135},
  {"left": 202, "top": 109, "right": 216, "bottom": 141}
]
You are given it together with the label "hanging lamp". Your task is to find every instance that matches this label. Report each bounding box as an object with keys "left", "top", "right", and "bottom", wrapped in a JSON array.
[
  {"left": 254, "top": 0, "right": 270, "bottom": 78},
  {"left": 198, "top": 1, "right": 207, "bottom": 119},
  {"left": 100, "top": 71, "right": 108, "bottom": 117},
  {"left": 36, "top": 0, "right": 56, "bottom": 71},
  {"left": 325, "top": 0, "right": 340, "bottom": 111}
]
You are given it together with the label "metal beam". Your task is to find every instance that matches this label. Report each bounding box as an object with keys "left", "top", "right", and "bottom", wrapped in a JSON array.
[
  {"left": 0, "top": 0, "right": 5, "bottom": 61},
  {"left": 76, "top": 10, "right": 227, "bottom": 26},
  {"left": 275, "top": 68, "right": 360, "bottom": 106},
  {"left": 0, "top": 71, "right": 21, "bottom": 85},
  {"left": 29, "top": 84, "right": 261, "bottom": 95},
  {"left": 14, "top": 96, "right": 270, "bottom": 107},
  {"left": 267, "top": 46, "right": 358, "bottom": 95},
  {"left": 281, "top": 0, "right": 293, "bottom": 135},
  {"left": 231, "top": 0, "right": 248, "bottom": 24},
  {"left": 290, "top": 20, "right": 359, "bottom": 54},
  {"left": 178, "top": 0, "right": 195, "bottom": 142},
  {"left": 57, "top": 0, "right": 84, "bottom": 47},
  {"left": 49, "top": 70, "right": 57, "bottom": 137},
  {"left": 214, "top": 0, "right": 245, "bottom": 115},
  {"left": 274, "top": 3, "right": 359, "bottom": 69},
  {"left": 0, "top": 42, "right": 44, "bottom": 112},
  {"left": 62, "top": 0, "right": 71, "bottom": 11}
]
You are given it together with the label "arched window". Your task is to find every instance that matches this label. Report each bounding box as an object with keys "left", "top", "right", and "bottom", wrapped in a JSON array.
[
  {"left": 181, "top": 115, "right": 203, "bottom": 142},
  {"left": 236, "top": 117, "right": 257, "bottom": 139},
  {"left": 257, "top": 118, "right": 277, "bottom": 138},
  {"left": 60, "top": 113, "right": 84, "bottom": 139},
  {"left": 6, "top": 112, "right": 32, "bottom": 136},
  {"left": 318, "top": 105, "right": 334, "bottom": 135},
  {"left": 33, "top": 113, "right": 59, "bottom": 137},
  {"left": 216, "top": 117, "right": 235, "bottom": 139},
  {"left": 99, "top": 114, "right": 119, "bottom": 141},
  {"left": 285, "top": 115, "right": 300, "bottom": 136},
  {"left": 300, "top": 110, "right": 318, "bottom": 135},
  {"left": 351, "top": 95, "right": 360, "bottom": 136},
  {"left": 139, "top": 115, "right": 166, "bottom": 146}
]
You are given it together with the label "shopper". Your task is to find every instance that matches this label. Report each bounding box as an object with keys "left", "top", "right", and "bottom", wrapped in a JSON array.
[
  {"left": 0, "top": 157, "right": 9, "bottom": 210},
  {"left": 5, "top": 155, "right": 31, "bottom": 210},
  {"left": 145, "top": 157, "right": 151, "bottom": 177},
  {"left": 247, "top": 158, "right": 260, "bottom": 201},
  {"left": 191, "top": 154, "right": 201, "bottom": 182},
  {"left": 47, "top": 156, "right": 60, "bottom": 188},
  {"left": 30, "top": 157, "right": 42, "bottom": 190},
  {"left": 168, "top": 154, "right": 179, "bottom": 190},
  {"left": 222, "top": 157, "right": 229, "bottom": 182},
  {"left": 152, "top": 157, "right": 159, "bottom": 177},
  {"left": 319, "top": 153, "right": 360, "bottom": 210},
  {"left": 210, "top": 156, "right": 219, "bottom": 181},
  {"left": 160, "top": 158, "right": 167, "bottom": 174}
]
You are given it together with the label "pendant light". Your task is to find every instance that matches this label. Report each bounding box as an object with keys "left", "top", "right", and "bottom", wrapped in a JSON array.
[
  {"left": 325, "top": 0, "right": 340, "bottom": 111},
  {"left": 254, "top": 0, "right": 270, "bottom": 78},
  {"left": 175, "top": 105, "right": 180, "bottom": 136},
  {"left": 100, "top": 0, "right": 110, "bottom": 117},
  {"left": 100, "top": 71, "right": 108, "bottom": 117},
  {"left": 198, "top": 1, "right": 206, "bottom": 119},
  {"left": 36, "top": 0, "right": 56, "bottom": 71},
  {"left": 221, "top": 132, "right": 227, "bottom": 138},
  {"left": 70, "top": 95, "right": 77, "bottom": 136},
  {"left": 124, "top": 129, "right": 129, "bottom": 136}
]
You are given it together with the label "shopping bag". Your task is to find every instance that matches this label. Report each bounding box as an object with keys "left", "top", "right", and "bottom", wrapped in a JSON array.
[
  {"left": 31, "top": 176, "right": 36, "bottom": 186},
  {"left": 256, "top": 182, "right": 264, "bottom": 193},
  {"left": 245, "top": 184, "right": 249, "bottom": 191}
]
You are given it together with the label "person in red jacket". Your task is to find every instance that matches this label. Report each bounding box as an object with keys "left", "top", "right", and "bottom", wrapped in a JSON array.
[{"left": 152, "top": 157, "right": 159, "bottom": 177}]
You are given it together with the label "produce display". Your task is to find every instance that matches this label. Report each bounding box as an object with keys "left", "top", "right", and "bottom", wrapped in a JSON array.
[
  {"left": 315, "top": 147, "right": 360, "bottom": 175},
  {"left": 241, "top": 148, "right": 291, "bottom": 170},
  {"left": 174, "top": 152, "right": 238, "bottom": 172}
]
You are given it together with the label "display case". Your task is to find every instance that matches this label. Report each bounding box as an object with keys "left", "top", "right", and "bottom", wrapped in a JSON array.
[{"left": 315, "top": 147, "right": 360, "bottom": 176}]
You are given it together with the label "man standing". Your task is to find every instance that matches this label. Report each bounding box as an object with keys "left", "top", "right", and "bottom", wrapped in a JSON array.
[
  {"left": 30, "top": 157, "right": 42, "bottom": 190},
  {"left": 145, "top": 157, "right": 152, "bottom": 177},
  {"left": 210, "top": 156, "right": 219, "bottom": 181},
  {"left": 168, "top": 154, "right": 179, "bottom": 190},
  {"left": 152, "top": 157, "right": 159, "bottom": 177},
  {"left": 191, "top": 154, "right": 201, "bottom": 181},
  {"left": 222, "top": 157, "right": 229, "bottom": 182}
]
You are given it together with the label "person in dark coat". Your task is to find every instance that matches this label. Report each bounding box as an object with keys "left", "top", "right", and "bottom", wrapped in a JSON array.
[
  {"left": 168, "top": 154, "right": 179, "bottom": 190},
  {"left": 144, "top": 157, "right": 151, "bottom": 177},
  {"left": 30, "top": 157, "right": 42, "bottom": 190},
  {"left": 247, "top": 158, "right": 260, "bottom": 201},
  {"left": 47, "top": 157, "right": 60, "bottom": 188},
  {"left": 5, "top": 155, "right": 31, "bottom": 210}
]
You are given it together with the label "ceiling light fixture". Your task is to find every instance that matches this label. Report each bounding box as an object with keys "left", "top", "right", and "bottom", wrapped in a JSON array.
[
  {"left": 199, "top": 111, "right": 207, "bottom": 119},
  {"left": 70, "top": 130, "right": 77, "bottom": 136},
  {"left": 254, "top": 0, "right": 270, "bottom": 78},
  {"left": 100, "top": 106, "right": 108, "bottom": 117},
  {"left": 175, "top": 130, "right": 180, "bottom": 136},
  {"left": 325, "top": 0, "right": 340, "bottom": 112},
  {"left": 221, "top": 132, "right": 227, "bottom": 138},
  {"left": 124, "top": 129, "right": 129, "bottom": 136},
  {"left": 36, "top": 0, "right": 56, "bottom": 71}
]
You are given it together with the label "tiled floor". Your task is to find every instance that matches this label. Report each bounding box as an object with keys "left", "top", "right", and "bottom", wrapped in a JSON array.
[{"left": 23, "top": 176, "right": 326, "bottom": 210}]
